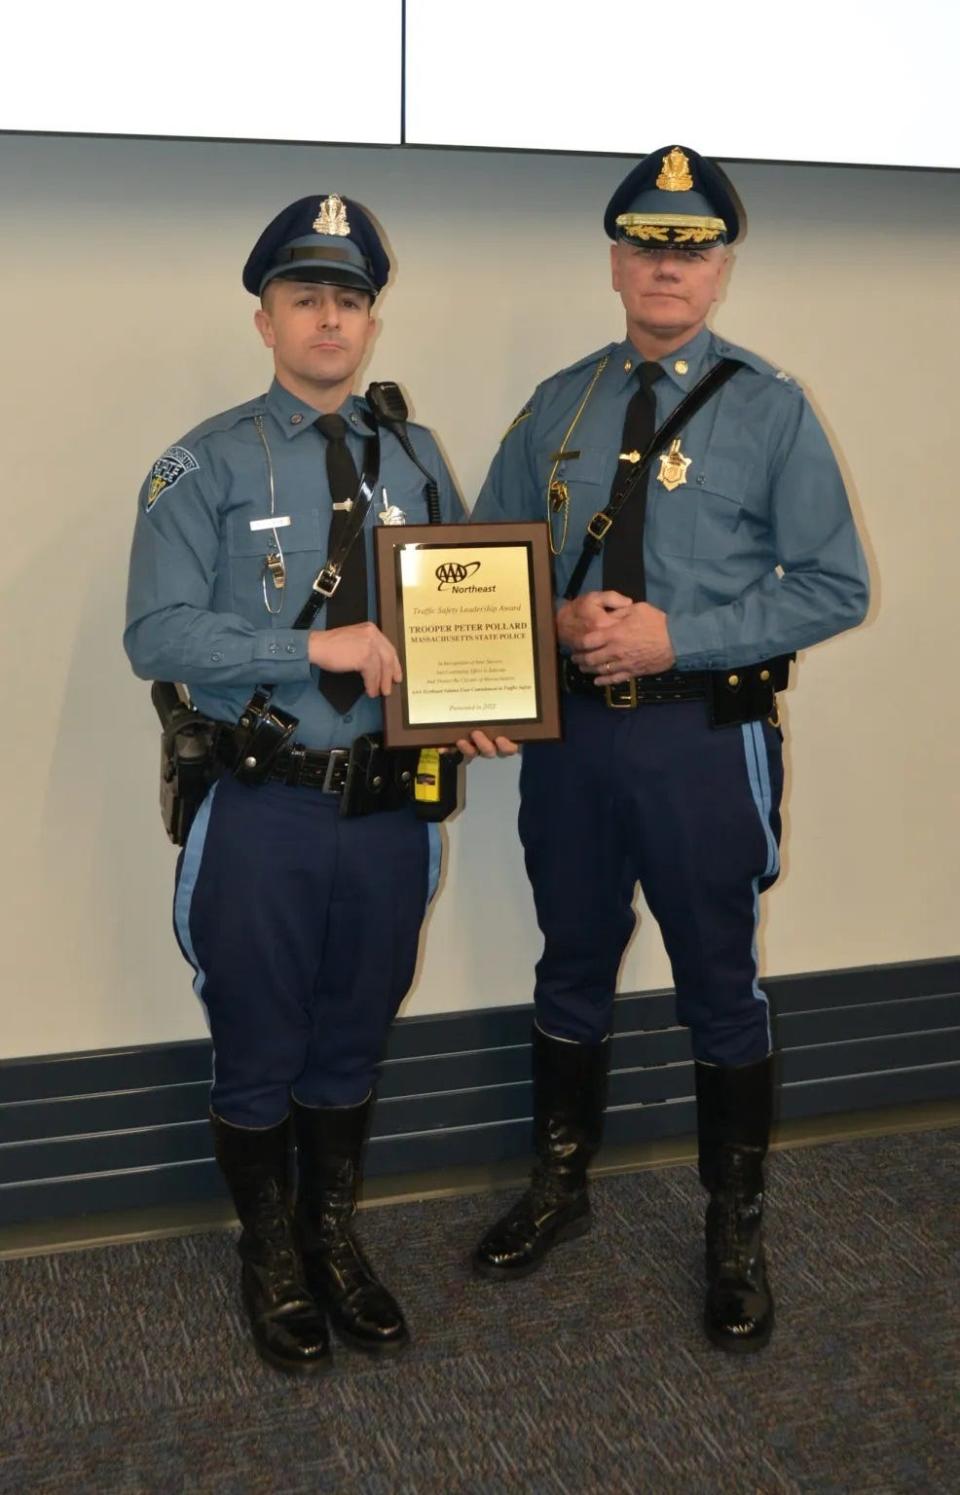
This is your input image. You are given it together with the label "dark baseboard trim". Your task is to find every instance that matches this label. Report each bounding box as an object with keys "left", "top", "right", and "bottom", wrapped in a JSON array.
[{"left": 2, "top": 958, "right": 958, "bottom": 1227}]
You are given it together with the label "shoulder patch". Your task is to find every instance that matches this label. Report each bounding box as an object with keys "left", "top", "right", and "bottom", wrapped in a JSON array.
[
  {"left": 146, "top": 446, "right": 199, "bottom": 510},
  {"left": 502, "top": 403, "right": 532, "bottom": 441}
]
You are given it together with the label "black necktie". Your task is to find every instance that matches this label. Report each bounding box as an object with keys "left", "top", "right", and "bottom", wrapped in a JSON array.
[
  {"left": 316, "top": 413, "right": 366, "bottom": 714},
  {"left": 602, "top": 361, "right": 664, "bottom": 600}
]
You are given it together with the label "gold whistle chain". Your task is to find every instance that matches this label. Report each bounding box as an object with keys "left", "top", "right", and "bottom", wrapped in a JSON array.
[{"left": 546, "top": 356, "right": 609, "bottom": 555}]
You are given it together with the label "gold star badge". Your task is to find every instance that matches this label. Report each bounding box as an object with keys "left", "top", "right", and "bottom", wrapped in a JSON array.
[
  {"left": 657, "top": 438, "right": 692, "bottom": 492},
  {"left": 674, "top": 359, "right": 689, "bottom": 375}
]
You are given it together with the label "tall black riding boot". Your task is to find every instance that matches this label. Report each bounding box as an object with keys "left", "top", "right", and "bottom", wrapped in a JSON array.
[
  {"left": 695, "top": 1056, "right": 775, "bottom": 1353},
  {"left": 293, "top": 1097, "right": 408, "bottom": 1356},
  {"left": 473, "top": 1025, "right": 608, "bottom": 1279},
  {"left": 211, "top": 1113, "right": 331, "bottom": 1376}
]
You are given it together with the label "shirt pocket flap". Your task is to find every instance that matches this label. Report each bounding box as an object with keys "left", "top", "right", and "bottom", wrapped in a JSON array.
[
  {"left": 227, "top": 510, "right": 324, "bottom": 558},
  {"left": 698, "top": 455, "right": 744, "bottom": 507},
  {"left": 541, "top": 443, "right": 609, "bottom": 487}
]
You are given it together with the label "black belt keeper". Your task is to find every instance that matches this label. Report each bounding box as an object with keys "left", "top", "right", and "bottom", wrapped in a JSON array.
[{"left": 561, "top": 654, "right": 792, "bottom": 726}]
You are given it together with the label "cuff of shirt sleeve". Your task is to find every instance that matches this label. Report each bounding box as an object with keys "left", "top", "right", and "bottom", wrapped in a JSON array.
[
  {"left": 666, "top": 611, "right": 725, "bottom": 672},
  {"left": 252, "top": 630, "right": 313, "bottom": 672}
]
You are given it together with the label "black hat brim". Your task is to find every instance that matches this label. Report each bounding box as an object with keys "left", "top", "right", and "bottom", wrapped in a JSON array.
[{"left": 261, "top": 265, "right": 377, "bottom": 298}]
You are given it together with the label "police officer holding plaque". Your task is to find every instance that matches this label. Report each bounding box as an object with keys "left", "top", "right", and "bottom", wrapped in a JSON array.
[
  {"left": 125, "top": 192, "right": 507, "bottom": 1376},
  {"left": 470, "top": 146, "right": 869, "bottom": 1352}
]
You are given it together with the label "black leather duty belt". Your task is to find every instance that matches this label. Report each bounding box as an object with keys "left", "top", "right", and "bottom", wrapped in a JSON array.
[
  {"left": 560, "top": 654, "right": 792, "bottom": 727},
  {"left": 215, "top": 727, "right": 351, "bottom": 791},
  {"left": 214, "top": 728, "right": 418, "bottom": 813},
  {"left": 561, "top": 657, "right": 708, "bottom": 708}
]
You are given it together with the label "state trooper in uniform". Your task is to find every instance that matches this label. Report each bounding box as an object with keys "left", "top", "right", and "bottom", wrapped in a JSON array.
[
  {"left": 470, "top": 146, "right": 869, "bottom": 1351},
  {"left": 125, "top": 194, "right": 492, "bottom": 1375}
]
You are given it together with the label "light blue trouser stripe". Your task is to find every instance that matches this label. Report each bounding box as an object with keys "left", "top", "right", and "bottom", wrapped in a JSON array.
[
  {"left": 740, "top": 722, "right": 778, "bottom": 1051},
  {"left": 741, "top": 720, "right": 779, "bottom": 879},
  {"left": 173, "top": 781, "right": 219, "bottom": 1005},
  {"left": 426, "top": 822, "right": 442, "bottom": 906}
]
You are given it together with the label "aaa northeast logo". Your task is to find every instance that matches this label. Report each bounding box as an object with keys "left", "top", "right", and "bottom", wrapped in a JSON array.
[{"left": 435, "top": 561, "right": 495, "bottom": 595}]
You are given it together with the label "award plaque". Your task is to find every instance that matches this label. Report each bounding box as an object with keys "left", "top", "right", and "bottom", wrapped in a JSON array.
[{"left": 374, "top": 522, "right": 562, "bottom": 748}]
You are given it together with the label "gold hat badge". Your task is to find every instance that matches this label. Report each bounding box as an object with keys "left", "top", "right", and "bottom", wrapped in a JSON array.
[
  {"left": 656, "top": 148, "right": 694, "bottom": 192},
  {"left": 313, "top": 193, "right": 351, "bottom": 236}
]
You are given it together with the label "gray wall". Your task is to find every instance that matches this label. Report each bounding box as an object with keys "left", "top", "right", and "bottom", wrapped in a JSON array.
[{"left": 2, "top": 133, "right": 958, "bottom": 1059}]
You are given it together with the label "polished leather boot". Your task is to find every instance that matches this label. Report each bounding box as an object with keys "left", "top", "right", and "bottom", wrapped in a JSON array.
[
  {"left": 473, "top": 1025, "right": 608, "bottom": 1280},
  {"left": 211, "top": 1113, "right": 331, "bottom": 1376},
  {"left": 293, "top": 1097, "right": 408, "bottom": 1356},
  {"left": 695, "top": 1057, "right": 775, "bottom": 1353}
]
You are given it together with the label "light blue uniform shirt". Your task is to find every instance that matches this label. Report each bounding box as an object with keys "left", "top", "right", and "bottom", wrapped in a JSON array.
[
  {"left": 124, "top": 379, "right": 464, "bottom": 749},
  {"left": 472, "top": 326, "right": 869, "bottom": 669}
]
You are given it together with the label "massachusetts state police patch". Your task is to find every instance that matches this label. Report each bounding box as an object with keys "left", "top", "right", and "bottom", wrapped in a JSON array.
[
  {"left": 501, "top": 404, "right": 532, "bottom": 443},
  {"left": 146, "top": 446, "right": 199, "bottom": 510}
]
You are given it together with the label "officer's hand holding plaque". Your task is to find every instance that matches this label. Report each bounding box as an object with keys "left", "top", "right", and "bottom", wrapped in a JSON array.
[{"left": 374, "top": 522, "right": 562, "bottom": 748}]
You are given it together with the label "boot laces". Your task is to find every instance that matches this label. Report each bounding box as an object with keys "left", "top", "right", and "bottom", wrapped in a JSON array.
[
  {"left": 497, "top": 1167, "right": 582, "bottom": 1235},
  {"left": 248, "top": 1194, "right": 306, "bottom": 1299},
  {"left": 712, "top": 1151, "right": 763, "bottom": 1271}
]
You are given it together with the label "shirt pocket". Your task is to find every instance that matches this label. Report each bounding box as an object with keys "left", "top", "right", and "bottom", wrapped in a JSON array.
[
  {"left": 540, "top": 443, "right": 610, "bottom": 529},
  {"left": 648, "top": 453, "right": 746, "bottom": 559},
  {"left": 224, "top": 510, "right": 325, "bottom": 621},
  {"left": 692, "top": 455, "right": 749, "bottom": 559}
]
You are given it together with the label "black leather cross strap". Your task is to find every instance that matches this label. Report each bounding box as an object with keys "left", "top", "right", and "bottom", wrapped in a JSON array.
[
  {"left": 290, "top": 425, "right": 381, "bottom": 633},
  {"left": 316, "top": 414, "right": 369, "bottom": 712},
  {"left": 564, "top": 357, "right": 744, "bottom": 601},
  {"left": 602, "top": 361, "right": 664, "bottom": 600}
]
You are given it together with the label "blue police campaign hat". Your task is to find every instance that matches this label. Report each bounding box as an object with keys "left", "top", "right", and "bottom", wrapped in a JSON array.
[
  {"left": 604, "top": 145, "right": 741, "bottom": 249},
  {"left": 243, "top": 193, "right": 390, "bottom": 298}
]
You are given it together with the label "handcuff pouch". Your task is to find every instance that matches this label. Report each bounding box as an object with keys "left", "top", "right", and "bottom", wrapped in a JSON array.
[
  {"left": 707, "top": 655, "right": 792, "bottom": 729},
  {"left": 230, "top": 690, "right": 299, "bottom": 785}
]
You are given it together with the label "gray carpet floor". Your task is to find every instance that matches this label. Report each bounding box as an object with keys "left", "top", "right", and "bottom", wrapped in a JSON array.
[{"left": 1, "top": 1128, "right": 957, "bottom": 1494}]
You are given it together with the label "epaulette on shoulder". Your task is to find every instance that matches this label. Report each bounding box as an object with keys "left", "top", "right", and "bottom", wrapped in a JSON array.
[
  {"left": 716, "top": 339, "right": 802, "bottom": 392},
  {"left": 181, "top": 394, "right": 267, "bottom": 448}
]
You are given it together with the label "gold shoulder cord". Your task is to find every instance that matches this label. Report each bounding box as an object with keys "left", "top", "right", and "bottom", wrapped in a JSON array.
[{"left": 546, "top": 356, "right": 609, "bottom": 555}]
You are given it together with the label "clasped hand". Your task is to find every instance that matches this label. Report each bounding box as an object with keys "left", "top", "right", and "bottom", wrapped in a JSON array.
[{"left": 558, "top": 591, "right": 676, "bottom": 682}]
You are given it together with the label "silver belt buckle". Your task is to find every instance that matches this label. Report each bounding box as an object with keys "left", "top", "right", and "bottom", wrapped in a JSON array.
[{"left": 322, "top": 748, "right": 349, "bottom": 794}]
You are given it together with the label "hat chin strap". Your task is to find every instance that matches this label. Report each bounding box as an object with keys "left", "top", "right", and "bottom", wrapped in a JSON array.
[{"left": 260, "top": 265, "right": 376, "bottom": 298}]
